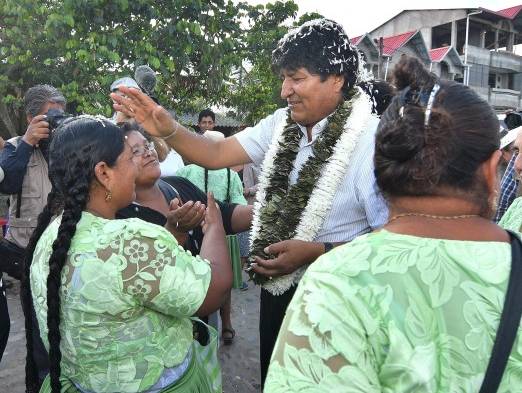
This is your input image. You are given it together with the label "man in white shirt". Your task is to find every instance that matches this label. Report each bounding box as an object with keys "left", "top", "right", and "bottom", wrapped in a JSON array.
[{"left": 112, "top": 18, "right": 388, "bottom": 385}]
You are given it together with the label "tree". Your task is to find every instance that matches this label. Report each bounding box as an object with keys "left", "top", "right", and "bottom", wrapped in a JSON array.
[
  {"left": 225, "top": 3, "right": 324, "bottom": 126},
  {"left": 0, "top": 0, "right": 248, "bottom": 138}
]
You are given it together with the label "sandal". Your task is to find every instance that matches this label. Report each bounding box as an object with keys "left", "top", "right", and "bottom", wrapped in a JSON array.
[{"left": 222, "top": 327, "right": 236, "bottom": 345}]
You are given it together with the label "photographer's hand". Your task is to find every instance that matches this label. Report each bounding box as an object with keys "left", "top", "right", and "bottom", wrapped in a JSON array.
[{"left": 22, "top": 115, "right": 50, "bottom": 146}]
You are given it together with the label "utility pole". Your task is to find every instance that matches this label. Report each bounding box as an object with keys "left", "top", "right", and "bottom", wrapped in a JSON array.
[
  {"left": 464, "top": 10, "right": 482, "bottom": 86},
  {"left": 375, "top": 37, "right": 384, "bottom": 79}
]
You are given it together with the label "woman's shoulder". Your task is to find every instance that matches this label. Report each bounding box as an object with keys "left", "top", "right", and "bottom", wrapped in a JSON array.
[
  {"left": 499, "top": 197, "right": 522, "bottom": 231},
  {"left": 306, "top": 232, "right": 376, "bottom": 279},
  {"left": 79, "top": 212, "right": 175, "bottom": 245},
  {"left": 308, "top": 230, "right": 509, "bottom": 280}
]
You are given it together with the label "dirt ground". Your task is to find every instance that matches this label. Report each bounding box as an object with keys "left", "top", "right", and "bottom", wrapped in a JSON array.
[{"left": 0, "top": 273, "right": 261, "bottom": 393}]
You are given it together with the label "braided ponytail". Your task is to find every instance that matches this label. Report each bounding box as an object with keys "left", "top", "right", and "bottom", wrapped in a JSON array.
[
  {"left": 22, "top": 116, "right": 125, "bottom": 393},
  {"left": 47, "top": 159, "right": 91, "bottom": 393},
  {"left": 22, "top": 188, "right": 62, "bottom": 393}
]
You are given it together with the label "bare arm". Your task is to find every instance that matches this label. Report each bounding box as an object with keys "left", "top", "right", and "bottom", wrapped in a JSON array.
[
  {"left": 111, "top": 87, "right": 251, "bottom": 169},
  {"left": 230, "top": 205, "right": 253, "bottom": 233},
  {"left": 195, "top": 193, "right": 233, "bottom": 317}
]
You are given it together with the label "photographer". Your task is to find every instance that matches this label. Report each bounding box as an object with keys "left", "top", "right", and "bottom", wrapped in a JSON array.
[{"left": 0, "top": 84, "right": 66, "bottom": 379}]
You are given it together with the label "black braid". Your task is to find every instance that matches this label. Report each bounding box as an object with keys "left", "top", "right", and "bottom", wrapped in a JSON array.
[
  {"left": 21, "top": 188, "right": 62, "bottom": 393},
  {"left": 46, "top": 159, "right": 91, "bottom": 393},
  {"left": 22, "top": 115, "right": 124, "bottom": 393},
  {"left": 226, "top": 168, "right": 230, "bottom": 203},
  {"left": 204, "top": 168, "right": 208, "bottom": 194}
]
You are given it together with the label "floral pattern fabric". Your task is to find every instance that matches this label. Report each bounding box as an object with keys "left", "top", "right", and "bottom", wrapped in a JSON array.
[
  {"left": 30, "top": 212, "right": 211, "bottom": 393},
  {"left": 499, "top": 196, "right": 522, "bottom": 233},
  {"left": 264, "top": 230, "right": 522, "bottom": 392}
]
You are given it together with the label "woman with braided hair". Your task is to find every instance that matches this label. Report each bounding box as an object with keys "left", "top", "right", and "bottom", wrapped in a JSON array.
[{"left": 22, "top": 116, "right": 231, "bottom": 393}]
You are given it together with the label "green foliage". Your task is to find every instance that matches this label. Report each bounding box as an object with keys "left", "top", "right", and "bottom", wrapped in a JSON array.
[
  {"left": 225, "top": 3, "right": 325, "bottom": 126},
  {"left": 0, "top": 0, "right": 323, "bottom": 137},
  {"left": 0, "top": 0, "right": 249, "bottom": 137}
]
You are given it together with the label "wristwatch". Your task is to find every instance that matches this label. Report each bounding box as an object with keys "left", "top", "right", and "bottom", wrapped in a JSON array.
[{"left": 323, "top": 242, "right": 334, "bottom": 254}]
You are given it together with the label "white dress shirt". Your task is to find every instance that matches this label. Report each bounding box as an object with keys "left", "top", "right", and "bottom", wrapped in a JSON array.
[{"left": 234, "top": 108, "right": 388, "bottom": 243}]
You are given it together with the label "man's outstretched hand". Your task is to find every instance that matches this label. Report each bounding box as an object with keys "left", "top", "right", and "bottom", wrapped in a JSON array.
[{"left": 111, "top": 86, "right": 176, "bottom": 138}]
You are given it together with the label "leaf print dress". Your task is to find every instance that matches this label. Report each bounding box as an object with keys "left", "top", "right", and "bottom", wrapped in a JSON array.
[
  {"left": 265, "top": 230, "right": 522, "bottom": 393},
  {"left": 30, "top": 212, "right": 212, "bottom": 393}
]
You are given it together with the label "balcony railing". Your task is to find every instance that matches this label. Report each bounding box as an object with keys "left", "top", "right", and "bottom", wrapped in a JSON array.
[{"left": 490, "top": 88, "right": 521, "bottom": 109}]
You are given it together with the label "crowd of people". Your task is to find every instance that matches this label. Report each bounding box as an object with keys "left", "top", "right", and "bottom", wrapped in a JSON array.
[{"left": 0, "top": 16, "right": 521, "bottom": 393}]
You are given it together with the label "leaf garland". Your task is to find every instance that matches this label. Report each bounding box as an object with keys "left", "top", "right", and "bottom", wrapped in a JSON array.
[{"left": 249, "top": 91, "right": 355, "bottom": 284}]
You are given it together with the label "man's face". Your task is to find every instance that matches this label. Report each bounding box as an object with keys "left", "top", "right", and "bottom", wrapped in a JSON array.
[
  {"left": 513, "top": 131, "right": 522, "bottom": 178},
  {"left": 501, "top": 145, "right": 515, "bottom": 164},
  {"left": 280, "top": 67, "right": 344, "bottom": 127},
  {"left": 27, "top": 101, "right": 65, "bottom": 122},
  {"left": 198, "top": 116, "right": 215, "bottom": 132}
]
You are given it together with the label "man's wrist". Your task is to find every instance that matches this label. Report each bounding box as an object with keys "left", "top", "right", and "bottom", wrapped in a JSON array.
[
  {"left": 21, "top": 134, "right": 36, "bottom": 146},
  {"left": 323, "top": 242, "right": 334, "bottom": 254},
  {"left": 159, "top": 120, "right": 179, "bottom": 141}
]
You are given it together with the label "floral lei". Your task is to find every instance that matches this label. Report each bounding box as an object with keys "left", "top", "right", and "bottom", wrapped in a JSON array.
[{"left": 248, "top": 87, "right": 373, "bottom": 295}]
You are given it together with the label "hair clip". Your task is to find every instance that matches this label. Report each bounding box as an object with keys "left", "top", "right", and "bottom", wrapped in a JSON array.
[
  {"left": 399, "top": 106, "right": 405, "bottom": 118},
  {"left": 424, "top": 83, "right": 441, "bottom": 127}
]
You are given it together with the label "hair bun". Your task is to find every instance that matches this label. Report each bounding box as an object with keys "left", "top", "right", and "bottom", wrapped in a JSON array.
[
  {"left": 377, "top": 118, "right": 425, "bottom": 163},
  {"left": 393, "top": 55, "right": 435, "bottom": 91}
]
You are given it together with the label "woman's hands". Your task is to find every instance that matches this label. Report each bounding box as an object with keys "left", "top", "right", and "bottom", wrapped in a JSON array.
[
  {"left": 165, "top": 197, "right": 206, "bottom": 244},
  {"left": 201, "top": 192, "right": 225, "bottom": 236}
]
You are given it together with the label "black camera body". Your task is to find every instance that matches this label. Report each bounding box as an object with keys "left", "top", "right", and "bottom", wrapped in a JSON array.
[{"left": 46, "top": 108, "right": 71, "bottom": 130}]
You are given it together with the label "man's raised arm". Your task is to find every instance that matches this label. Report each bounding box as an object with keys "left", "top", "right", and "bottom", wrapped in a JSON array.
[{"left": 111, "top": 87, "right": 251, "bottom": 169}]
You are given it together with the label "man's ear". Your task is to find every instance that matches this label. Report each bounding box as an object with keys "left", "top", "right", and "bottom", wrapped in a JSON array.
[
  {"left": 93, "top": 161, "right": 113, "bottom": 190},
  {"left": 333, "top": 74, "right": 345, "bottom": 93}
]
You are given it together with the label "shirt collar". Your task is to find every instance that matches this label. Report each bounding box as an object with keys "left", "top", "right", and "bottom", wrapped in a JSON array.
[{"left": 296, "top": 117, "right": 329, "bottom": 146}]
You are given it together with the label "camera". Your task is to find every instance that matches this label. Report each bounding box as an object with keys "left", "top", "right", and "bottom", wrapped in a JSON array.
[{"left": 45, "top": 108, "right": 72, "bottom": 130}]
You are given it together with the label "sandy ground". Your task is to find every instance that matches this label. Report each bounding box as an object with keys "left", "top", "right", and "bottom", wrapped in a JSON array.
[{"left": 0, "top": 273, "right": 261, "bottom": 393}]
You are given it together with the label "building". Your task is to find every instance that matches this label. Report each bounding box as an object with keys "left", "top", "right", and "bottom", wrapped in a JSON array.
[{"left": 352, "top": 5, "right": 522, "bottom": 111}]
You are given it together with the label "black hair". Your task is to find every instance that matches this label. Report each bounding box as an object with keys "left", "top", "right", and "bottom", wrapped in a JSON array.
[
  {"left": 362, "top": 80, "right": 396, "bottom": 117},
  {"left": 271, "top": 18, "right": 391, "bottom": 114},
  {"left": 374, "top": 56, "right": 499, "bottom": 213},
  {"left": 120, "top": 120, "right": 149, "bottom": 139},
  {"left": 198, "top": 109, "right": 215, "bottom": 123},
  {"left": 22, "top": 116, "right": 125, "bottom": 393},
  {"left": 272, "top": 19, "right": 360, "bottom": 98}
]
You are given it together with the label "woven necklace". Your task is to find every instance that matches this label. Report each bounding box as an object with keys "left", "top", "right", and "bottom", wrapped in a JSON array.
[{"left": 249, "top": 88, "right": 373, "bottom": 294}]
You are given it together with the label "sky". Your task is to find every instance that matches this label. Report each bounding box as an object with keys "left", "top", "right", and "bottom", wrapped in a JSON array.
[{"left": 241, "top": 0, "right": 521, "bottom": 37}]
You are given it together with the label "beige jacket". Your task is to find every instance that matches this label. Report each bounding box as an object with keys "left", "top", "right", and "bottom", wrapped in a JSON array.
[{"left": 5, "top": 137, "right": 51, "bottom": 248}]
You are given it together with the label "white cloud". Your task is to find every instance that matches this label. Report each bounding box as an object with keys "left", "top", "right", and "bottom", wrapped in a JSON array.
[{"left": 239, "top": 0, "right": 521, "bottom": 37}]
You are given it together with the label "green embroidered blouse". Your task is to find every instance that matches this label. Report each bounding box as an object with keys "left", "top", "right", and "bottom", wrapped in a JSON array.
[
  {"left": 265, "top": 230, "right": 522, "bottom": 392},
  {"left": 30, "top": 212, "right": 211, "bottom": 393}
]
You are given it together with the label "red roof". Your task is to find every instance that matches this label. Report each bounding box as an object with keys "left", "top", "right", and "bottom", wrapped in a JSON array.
[
  {"left": 382, "top": 31, "right": 416, "bottom": 56},
  {"left": 350, "top": 35, "right": 362, "bottom": 45},
  {"left": 496, "top": 4, "right": 522, "bottom": 19},
  {"left": 429, "top": 46, "right": 451, "bottom": 62}
]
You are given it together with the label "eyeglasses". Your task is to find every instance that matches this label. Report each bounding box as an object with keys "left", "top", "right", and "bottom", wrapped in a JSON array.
[{"left": 130, "top": 141, "right": 155, "bottom": 157}]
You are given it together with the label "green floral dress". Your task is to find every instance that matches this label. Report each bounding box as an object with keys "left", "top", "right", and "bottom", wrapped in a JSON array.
[
  {"left": 265, "top": 230, "right": 522, "bottom": 392},
  {"left": 500, "top": 196, "right": 522, "bottom": 233},
  {"left": 30, "top": 212, "right": 211, "bottom": 393}
]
